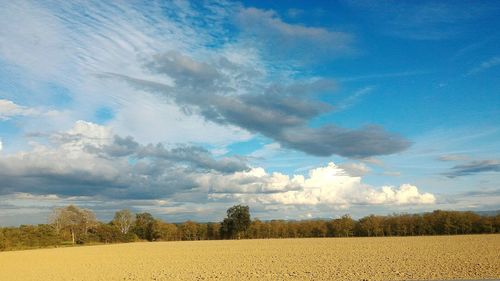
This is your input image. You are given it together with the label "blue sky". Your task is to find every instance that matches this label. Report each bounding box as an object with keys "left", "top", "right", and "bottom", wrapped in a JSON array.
[{"left": 0, "top": 0, "right": 499, "bottom": 225}]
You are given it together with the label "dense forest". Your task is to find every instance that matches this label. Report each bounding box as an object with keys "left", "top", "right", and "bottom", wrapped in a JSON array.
[{"left": 0, "top": 205, "right": 499, "bottom": 251}]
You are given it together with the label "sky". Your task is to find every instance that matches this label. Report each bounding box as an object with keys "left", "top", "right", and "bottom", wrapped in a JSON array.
[{"left": 0, "top": 0, "right": 499, "bottom": 226}]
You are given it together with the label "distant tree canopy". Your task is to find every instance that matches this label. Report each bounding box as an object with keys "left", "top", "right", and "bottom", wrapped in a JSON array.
[
  {"left": 330, "top": 214, "right": 355, "bottom": 237},
  {"left": 0, "top": 206, "right": 499, "bottom": 251}
]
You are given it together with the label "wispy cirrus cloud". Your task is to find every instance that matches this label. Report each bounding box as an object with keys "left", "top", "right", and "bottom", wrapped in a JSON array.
[
  {"left": 466, "top": 56, "right": 500, "bottom": 76},
  {"left": 0, "top": 0, "right": 411, "bottom": 160},
  {"left": 343, "top": 0, "right": 499, "bottom": 40},
  {"left": 437, "top": 154, "right": 469, "bottom": 162},
  {"left": 0, "top": 0, "right": 252, "bottom": 146},
  {"left": 334, "top": 86, "right": 373, "bottom": 111}
]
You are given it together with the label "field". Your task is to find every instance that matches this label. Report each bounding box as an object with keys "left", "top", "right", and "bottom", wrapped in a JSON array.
[{"left": 0, "top": 235, "right": 499, "bottom": 281}]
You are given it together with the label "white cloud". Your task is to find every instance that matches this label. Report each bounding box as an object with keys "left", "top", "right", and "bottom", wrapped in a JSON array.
[
  {"left": 0, "top": 1, "right": 69, "bottom": 79},
  {"left": 467, "top": 56, "right": 500, "bottom": 76},
  {"left": 201, "top": 167, "right": 303, "bottom": 194},
  {"left": 0, "top": 1, "right": 253, "bottom": 146},
  {"left": 338, "top": 162, "right": 371, "bottom": 176},
  {"left": 249, "top": 142, "right": 281, "bottom": 159},
  {"left": 0, "top": 121, "right": 126, "bottom": 193},
  {"left": 369, "top": 184, "right": 436, "bottom": 205},
  {"left": 334, "top": 87, "right": 373, "bottom": 112},
  {"left": 0, "top": 99, "right": 38, "bottom": 120},
  {"left": 206, "top": 162, "right": 435, "bottom": 207},
  {"left": 0, "top": 119, "right": 250, "bottom": 200},
  {"left": 0, "top": 99, "right": 61, "bottom": 122},
  {"left": 13, "top": 192, "right": 60, "bottom": 201},
  {"left": 109, "top": 91, "right": 252, "bottom": 146},
  {"left": 56, "top": 120, "right": 114, "bottom": 149},
  {"left": 0, "top": 120, "right": 435, "bottom": 212}
]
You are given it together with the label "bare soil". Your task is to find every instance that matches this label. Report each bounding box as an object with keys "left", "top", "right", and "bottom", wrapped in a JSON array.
[{"left": 0, "top": 234, "right": 498, "bottom": 280}]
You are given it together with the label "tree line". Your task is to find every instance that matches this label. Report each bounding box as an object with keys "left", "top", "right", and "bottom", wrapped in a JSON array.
[{"left": 0, "top": 205, "right": 498, "bottom": 251}]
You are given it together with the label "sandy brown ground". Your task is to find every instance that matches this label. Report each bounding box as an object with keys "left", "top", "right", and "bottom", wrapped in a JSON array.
[{"left": 0, "top": 235, "right": 498, "bottom": 281}]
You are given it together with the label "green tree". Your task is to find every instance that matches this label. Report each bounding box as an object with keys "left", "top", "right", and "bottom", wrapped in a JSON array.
[
  {"left": 134, "top": 213, "right": 158, "bottom": 241},
  {"left": 221, "top": 205, "right": 251, "bottom": 239}
]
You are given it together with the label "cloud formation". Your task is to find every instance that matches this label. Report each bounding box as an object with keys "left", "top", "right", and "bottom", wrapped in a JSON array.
[
  {"left": 0, "top": 121, "right": 247, "bottom": 198},
  {"left": 235, "top": 7, "right": 354, "bottom": 63},
  {"left": 467, "top": 56, "right": 500, "bottom": 76},
  {"left": 437, "top": 154, "right": 469, "bottom": 162},
  {"left": 444, "top": 160, "right": 500, "bottom": 178},
  {"left": 0, "top": 121, "right": 431, "bottom": 210},
  {"left": 0, "top": 1, "right": 410, "bottom": 159},
  {"left": 338, "top": 162, "right": 371, "bottom": 176},
  {"left": 206, "top": 162, "right": 435, "bottom": 207},
  {"left": 115, "top": 50, "right": 410, "bottom": 158},
  {"left": 3, "top": 1, "right": 488, "bottom": 224},
  {"left": 0, "top": 99, "right": 57, "bottom": 120},
  {"left": 343, "top": 0, "right": 499, "bottom": 40}
]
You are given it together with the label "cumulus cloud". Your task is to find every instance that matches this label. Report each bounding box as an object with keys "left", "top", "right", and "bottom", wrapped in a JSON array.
[
  {"left": 0, "top": 121, "right": 432, "bottom": 212},
  {"left": 0, "top": 1, "right": 432, "bottom": 223},
  {"left": 201, "top": 167, "right": 304, "bottom": 194},
  {"left": 0, "top": 120, "right": 248, "bottom": 198},
  {"left": 444, "top": 160, "right": 500, "bottom": 178},
  {"left": 339, "top": 162, "right": 371, "bottom": 176},
  {"left": 205, "top": 162, "right": 435, "bottom": 207}
]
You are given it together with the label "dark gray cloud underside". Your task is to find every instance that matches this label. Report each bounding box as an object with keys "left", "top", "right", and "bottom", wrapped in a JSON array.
[
  {"left": 278, "top": 125, "right": 411, "bottom": 158},
  {"left": 109, "top": 51, "right": 411, "bottom": 158},
  {"left": 444, "top": 160, "right": 500, "bottom": 178}
]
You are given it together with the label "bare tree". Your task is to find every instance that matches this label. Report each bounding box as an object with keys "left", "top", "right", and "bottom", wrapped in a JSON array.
[
  {"left": 82, "top": 209, "right": 98, "bottom": 235},
  {"left": 112, "top": 209, "right": 135, "bottom": 234},
  {"left": 49, "top": 208, "right": 64, "bottom": 234},
  {"left": 49, "top": 205, "right": 97, "bottom": 244}
]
